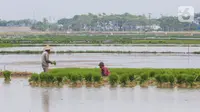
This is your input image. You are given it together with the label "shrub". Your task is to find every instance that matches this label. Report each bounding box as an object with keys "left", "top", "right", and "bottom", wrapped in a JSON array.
[
  {"left": 120, "top": 74, "right": 129, "bottom": 86},
  {"left": 109, "top": 74, "right": 119, "bottom": 86}
]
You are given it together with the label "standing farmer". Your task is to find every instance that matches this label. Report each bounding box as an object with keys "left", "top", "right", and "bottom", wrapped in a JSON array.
[{"left": 41, "top": 45, "right": 54, "bottom": 72}]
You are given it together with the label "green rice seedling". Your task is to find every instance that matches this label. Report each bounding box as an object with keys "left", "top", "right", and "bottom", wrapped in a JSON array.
[
  {"left": 160, "top": 74, "right": 169, "bottom": 83},
  {"left": 63, "top": 76, "right": 68, "bottom": 82},
  {"left": 54, "top": 72, "right": 69, "bottom": 84},
  {"left": 134, "top": 70, "right": 143, "bottom": 76},
  {"left": 176, "top": 74, "right": 188, "bottom": 88},
  {"left": 119, "top": 74, "right": 129, "bottom": 87},
  {"left": 160, "top": 74, "right": 171, "bottom": 88},
  {"left": 84, "top": 73, "right": 93, "bottom": 87},
  {"left": 39, "top": 72, "right": 49, "bottom": 82},
  {"left": 66, "top": 73, "right": 72, "bottom": 80},
  {"left": 77, "top": 73, "right": 83, "bottom": 82},
  {"left": 46, "top": 74, "right": 54, "bottom": 83},
  {"left": 52, "top": 61, "right": 56, "bottom": 65},
  {"left": 192, "top": 74, "right": 200, "bottom": 88},
  {"left": 54, "top": 75, "right": 64, "bottom": 86},
  {"left": 149, "top": 71, "right": 156, "bottom": 78},
  {"left": 127, "top": 73, "right": 137, "bottom": 87},
  {"left": 168, "top": 74, "right": 175, "bottom": 86},
  {"left": 155, "top": 74, "right": 162, "bottom": 84},
  {"left": 108, "top": 73, "right": 119, "bottom": 87},
  {"left": 139, "top": 72, "right": 150, "bottom": 87},
  {"left": 115, "top": 71, "right": 123, "bottom": 76},
  {"left": 185, "top": 75, "right": 196, "bottom": 87},
  {"left": 39, "top": 72, "right": 50, "bottom": 86},
  {"left": 3, "top": 70, "right": 11, "bottom": 81},
  {"left": 93, "top": 73, "right": 102, "bottom": 83},
  {"left": 73, "top": 73, "right": 84, "bottom": 87},
  {"left": 71, "top": 74, "right": 79, "bottom": 83},
  {"left": 134, "top": 74, "right": 141, "bottom": 82},
  {"left": 176, "top": 74, "right": 186, "bottom": 84},
  {"left": 84, "top": 73, "right": 93, "bottom": 83},
  {"left": 42, "top": 68, "right": 200, "bottom": 88},
  {"left": 179, "top": 71, "right": 184, "bottom": 74},
  {"left": 195, "top": 74, "right": 200, "bottom": 82},
  {"left": 155, "top": 74, "right": 167, "bottom": 88},
  {"left": 164, "top": 69, "right": 173, "bottom": 74},
  {"left": 128, "top": 73, "right": 135, "bottom": 82},
  {"left": 29, "top": 73, "right": 40, "bottom": 82},
  {"left": 140, "top": 73, "right": 149, "bottom": 84},
  {"left": 29, "top": 73, "right": 40, "bottom": 86},
  {"left": 93, "top": 73, "right": 102, "bottom": 87}
]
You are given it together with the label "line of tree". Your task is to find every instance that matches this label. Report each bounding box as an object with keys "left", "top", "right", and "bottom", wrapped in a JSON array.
[
  {"left": 0, "top": 19, "right": 35, "bottom": 27},
  {"left": 1, "top": 13, "right": 200, "bottom": 31}
]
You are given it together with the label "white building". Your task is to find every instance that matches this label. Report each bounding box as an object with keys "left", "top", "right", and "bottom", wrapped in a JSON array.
[{"left": 136, "top": 24, "right": 161, "bottom": 30}]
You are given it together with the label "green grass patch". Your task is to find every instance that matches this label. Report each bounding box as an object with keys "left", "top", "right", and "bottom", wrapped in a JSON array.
[{"left": 2, "top": 34, "right": 200, "bottom": 44}]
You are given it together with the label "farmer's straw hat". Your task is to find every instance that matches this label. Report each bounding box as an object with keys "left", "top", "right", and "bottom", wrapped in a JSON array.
[{"left": 43, "top": 45, "right": 52, "bottom": 51}]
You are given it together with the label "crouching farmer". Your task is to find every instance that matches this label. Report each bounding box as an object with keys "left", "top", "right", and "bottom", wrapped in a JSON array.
[
  {"left": 98, "top": 62, "right": 110, "bottom": 76},
  {"left": 41, "top": 45, "right": 53, "bottom": 72}
]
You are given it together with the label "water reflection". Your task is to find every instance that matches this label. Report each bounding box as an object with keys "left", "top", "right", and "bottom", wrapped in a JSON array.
[
  {"left": 42, "top": 89, "right": 50, "bottom": 112},
  {"left": 1, "top": 79, "right": 200, "bottom": 112}
]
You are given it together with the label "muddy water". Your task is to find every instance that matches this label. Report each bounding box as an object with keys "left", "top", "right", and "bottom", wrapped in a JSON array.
[
  {"left": 0, "top": 53, "right": 199, "bottom": 73},
  {"left": 0, "top": 46, "right": 199, "bottom": 53},
  {"left": 0, "top": 79, "right": 200, "bottom": 112}
]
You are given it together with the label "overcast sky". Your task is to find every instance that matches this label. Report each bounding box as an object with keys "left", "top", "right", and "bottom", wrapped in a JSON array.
[{"left": 0, "top": 0, "right": 199, "bottom": 21}]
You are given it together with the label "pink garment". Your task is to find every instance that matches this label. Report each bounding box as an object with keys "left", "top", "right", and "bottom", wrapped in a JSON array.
[{"left": 101, "top": 66, "right": 110, "bottom": 76}]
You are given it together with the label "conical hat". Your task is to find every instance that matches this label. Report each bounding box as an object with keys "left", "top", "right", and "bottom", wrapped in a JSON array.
[{"left": 43, "top": 45, "right": 52, "bottom": 50}]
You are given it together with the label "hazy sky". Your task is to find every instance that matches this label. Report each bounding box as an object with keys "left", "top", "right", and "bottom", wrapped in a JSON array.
[{"left": 0, "top": 0, "right": 200, "bottom": 21}]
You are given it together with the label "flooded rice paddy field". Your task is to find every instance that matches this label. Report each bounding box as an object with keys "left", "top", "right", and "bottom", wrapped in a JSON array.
[
  {"left": 0, "top": 53, "right": 200, "bottom": 73},
  {"left": 0, "top": 78, "right": 200, "bottom": 112},
  {"left": 0, "top": 46, "right": 200, "bottom": 53},
  {"left": 1, "top": 47, "right": 200, "bottom": 112}
]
